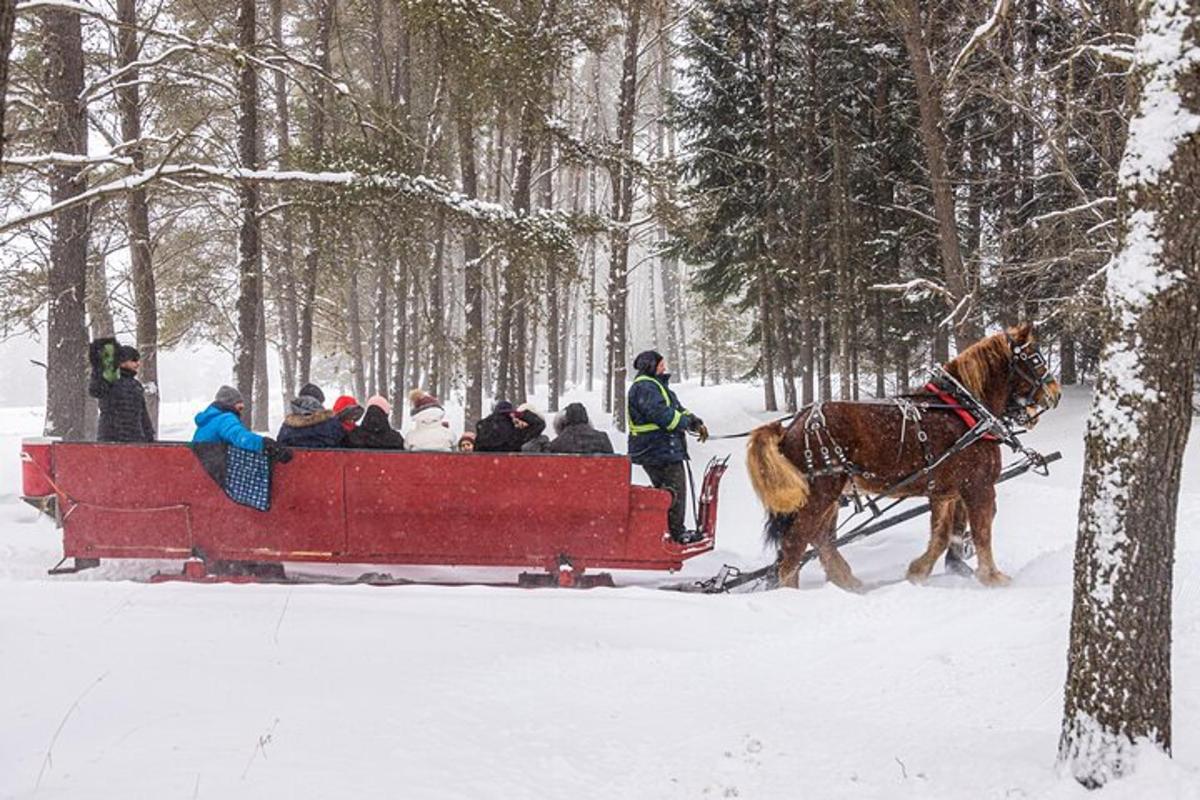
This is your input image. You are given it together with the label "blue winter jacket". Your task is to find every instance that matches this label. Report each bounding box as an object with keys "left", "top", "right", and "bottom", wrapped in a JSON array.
[
  {"left": 626, "top": 373, "right": 696, "bottom": 466},
  {"left": 192, "top": 403, "right": 265, "bottom": 452}
]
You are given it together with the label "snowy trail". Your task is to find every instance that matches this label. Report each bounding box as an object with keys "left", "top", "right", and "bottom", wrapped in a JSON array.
[{"left": 1, "top": 385, "right": 1198, "bottom": 798}]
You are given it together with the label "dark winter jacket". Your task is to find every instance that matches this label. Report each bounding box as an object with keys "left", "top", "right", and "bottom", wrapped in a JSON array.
[
  {"left": 89, "top": 367, "right": 155, "bottom": 443},
  {"left": 549, "top": 403, "right": 614, "bottom": 455},
  {"left": 475, "top": 409, "right": 546, "bottom": 453},
  {"left": 345, "top": 405, "right": 405, "bottom": 450},
  {"left": 521, "top": 435, "right": 550, "bottom": 453},
  {"left": 626, "top": 373, "right": 697, "bottom": 466},
  {"left": 192, "top": 403, "right": 265, "bottom": 452},
  {"left": 277, "top": 396, "right": 346, "bottom": 448}
]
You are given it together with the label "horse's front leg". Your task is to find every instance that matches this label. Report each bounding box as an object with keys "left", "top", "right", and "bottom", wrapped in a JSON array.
[
  {"left": 964, "top": 484, "right": 1009, "bottom": 587},
  {"left": 907, "top": 495, "right": 957, "bottom": 583}
]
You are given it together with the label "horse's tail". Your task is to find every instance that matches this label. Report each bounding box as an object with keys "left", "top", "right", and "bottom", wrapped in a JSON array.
[{"left": 747, "top": 421, "right": 809, "bottom": 545}]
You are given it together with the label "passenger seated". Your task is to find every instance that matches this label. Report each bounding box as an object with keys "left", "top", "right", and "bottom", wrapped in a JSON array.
[
  {"left": 475, "top": 400, "right": 546, "bottom": 453},
  {"left": 277, "top": 383, "right": 346, "bottom": 448},
  {"left": 457, "top": 432, "right": 476, "bottom": 452},
  {"left": 346, "top": 395, "right": 405, "bottom": 450},
  {"left": 192, "top": 385, "right": 266, "bottom": 452},
  {"left": 548, "top": 402, "right": 614, "bottom": 455},
  {"left": 405, "top": 389, "right": 457, "bottom": 451},
  {"left": 332, "top": 395, "right": 364, "bottom": 434}
]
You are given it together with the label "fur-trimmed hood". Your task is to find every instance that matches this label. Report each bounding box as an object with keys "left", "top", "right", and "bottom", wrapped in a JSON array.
[{"left": 282, "top": 408, "right": 336, "bottom": 428}]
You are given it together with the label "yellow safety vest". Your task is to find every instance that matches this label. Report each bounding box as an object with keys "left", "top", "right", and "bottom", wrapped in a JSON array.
[{"left": 627, "top": 375, "right": 686, "bottom": 435}]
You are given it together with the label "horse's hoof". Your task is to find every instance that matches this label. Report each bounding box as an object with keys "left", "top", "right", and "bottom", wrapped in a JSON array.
[
  {"left": 834, "top": 575, "right": 865, "bottom": 593},
  {"left": 906, "top": 562, "right": 932, "bottom": 584},
  {"left": 977, "top": 569, "right": 1012, "bottom": 587}
]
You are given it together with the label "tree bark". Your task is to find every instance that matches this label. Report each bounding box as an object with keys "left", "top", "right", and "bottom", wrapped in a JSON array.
[
  {"left": 1059, "top": 2, "right": 1200, "bottom": 786},
  {"left": 454, "top": 85, "right": 484, "bottom": 427},
  {"left": 607, "top": 0, "right": 642, "bottom": 431},
  {"left": 390, "top": 255, "right": 409, "bottom": 427},
  {"left": 253, "top": 290, "right": 270, "bottom": 431},
  {"left": 896, "top": 0, "right": 981, "bottom": 350},
  {"left": 347, "top": 269, "right": 366, "bottom": 400},
  {"left": 270, "top": 0, "right": 299, "bottom": 404},
  {"left": 116, "top": 0, "right": 159, "bottom": 429},
  {"left": 0, "top": 0, "right": 15, "bottom": 165},
  {"left": 232, "top": 0, "right": 262, "bottom": 425},
  {"left": 42, "top": 7, "right": 88, "bottom": 440},
  {"left": 1061, "top": 335, "right": 1077, "bottom": 385},
  {"left": 298, "top": 0, "right": 333, "bottom": 387}
]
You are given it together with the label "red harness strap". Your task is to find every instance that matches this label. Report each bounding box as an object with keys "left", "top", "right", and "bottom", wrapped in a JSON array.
[{"left": 923, "top": 382, "right": 998, "bottom": 442}]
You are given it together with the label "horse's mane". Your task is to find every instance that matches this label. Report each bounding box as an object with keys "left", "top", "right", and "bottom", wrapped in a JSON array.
[{"left": 944, "top": 333, "right": 1012, "bottom": 397}]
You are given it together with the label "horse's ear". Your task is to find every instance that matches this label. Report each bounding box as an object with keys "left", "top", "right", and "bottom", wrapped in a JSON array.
[{"left": 1012, "top": 321, "right": 1034, "bottom": 341}]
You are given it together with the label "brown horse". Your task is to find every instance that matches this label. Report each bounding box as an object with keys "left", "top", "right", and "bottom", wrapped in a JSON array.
[{"left": 746, "top": 323, "right": 1060, "bottom": 590}]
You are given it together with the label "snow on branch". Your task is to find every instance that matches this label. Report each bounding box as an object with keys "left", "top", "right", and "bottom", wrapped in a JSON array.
[
  {"left": 14, "top": 0, "right": 98, "bottom": 15},
  {"left": 946, "top": 0, "right": 1012, "bottom": 84},
  {"left": 3, "top": 151, "right": 133, "bottom": 168},
  {"left": 1029, "top": 197, "right": 1116, "bottom": 227},
  {"left": 0, "top": 163, "right": 571, "bottom": 247},
  {"left": 870, "top": 278, "right": 954, "bottom": 303}
]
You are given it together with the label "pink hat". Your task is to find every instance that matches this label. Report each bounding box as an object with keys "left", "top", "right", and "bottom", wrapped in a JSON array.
[{"left": 366, "top": 394, "right": 392, "bottom": 415}]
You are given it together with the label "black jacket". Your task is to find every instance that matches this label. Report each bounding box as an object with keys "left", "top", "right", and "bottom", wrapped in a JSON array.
[
  {"left": 626, "top": 373, "right": 697, "bottom": 466},
  {"left": 475, "top": 409, "right": 546, "bottom": 453},
  {"left": 549, "top": 403, "right": 614, "bottom": 455},
  {"left": 90, "top": 368, "right": 155, "bottom": 443},
  {"left": 345, "top": 406, "right": 405, "bottom": 449},
  {"left": 277, "top": 409, "right": 346, "bottom": 448}
]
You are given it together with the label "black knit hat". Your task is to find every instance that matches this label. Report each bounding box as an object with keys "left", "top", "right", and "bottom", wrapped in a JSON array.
[
  {"left": 299, "top": 383, "right": 325, "bottom": 404},
  {"left": 117, "top": 344, "right": 141, "bottom": 363},
  {"left": 633, "top": 350, "right": 663, "bottom": 376}
]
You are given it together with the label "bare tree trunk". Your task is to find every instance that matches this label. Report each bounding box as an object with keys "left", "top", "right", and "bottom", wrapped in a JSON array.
[
  {"left": 0, "top": 0, "right": 15, "bottom": 165},
  {"left": 896, "top": 336, "right": 910, "bottom": 392},
  {"left": 896, "top": 0, "right": 981, "bottom": 350},
  {"left": 1059, "top": 4, "right": 1200, "bottom": 786},
  {"left": 86, "top": 254, "right": 114, "bottom": 341},
  {"left": 1061, "top": 335, "right": 1077, "bottom": 385},
  {"left": 83, "top": 252, "right": 112, "bottom": 440},
  {"left": 608, "top": 0, "right": 642, "bottom": 432},
  {"left": 390, "top": 258, "right": 409, "bottom": 428},
  {"left": 408, "top": 281, "right": 421, "bottom": 391},
  {"left": 819, "top": 315, "right": 832, "bottom": 402},
  {"left": 428, "top": 210, "right": 445, "bottom": 398},
  {"left": 116, "top": 0, "right": 159, "bottom": 429},
  {"left": 253, "top": 290, "right": 269, "bottom": 431},
  {"left": 270, "top": 0, "right": 299, "bottom": 403},
  {"left": 232, "top": 0, "right": 261, "bottom": 424},
  {"left": 543, "top": 146, "right": 561, "bottom": 411},
  {"left": 348, "top": 269, "right": 366, "bottom": 400},
  {"left": 42, "top": 7, "right": 88, "bottom": 440},
  {"left": 298, "top": 0, "right": 333, "bottom": 386},
  {"left": 454, "top": 85, "right": 484, "bottom": 426},
  {"left": 586, "top": 161, "right": 599, "bottom": 394}
]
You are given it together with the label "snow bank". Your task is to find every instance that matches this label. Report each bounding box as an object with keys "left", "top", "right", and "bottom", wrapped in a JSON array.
[{"left": 1, "top": 384, "right": 1198, "bottom": 799}]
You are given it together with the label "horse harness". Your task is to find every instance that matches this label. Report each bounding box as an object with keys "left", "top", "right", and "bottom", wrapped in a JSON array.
[{"left": 789, "top": 358, "right": 1051, "bottom": 505}]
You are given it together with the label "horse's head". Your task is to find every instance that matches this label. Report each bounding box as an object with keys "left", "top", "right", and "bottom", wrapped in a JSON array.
[{"left": 1004, "top": 322, "right": 1060, "bottom": 427}]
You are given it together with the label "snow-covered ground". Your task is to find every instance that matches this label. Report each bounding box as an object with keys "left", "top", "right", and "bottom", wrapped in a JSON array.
[{"left": 1, "top": 384, "right": 1198, "bottom": 799}]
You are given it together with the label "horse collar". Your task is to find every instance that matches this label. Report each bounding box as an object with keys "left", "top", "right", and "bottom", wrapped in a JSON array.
[{"left": 923, "top": 381, "right": 999, "bottom": 442}]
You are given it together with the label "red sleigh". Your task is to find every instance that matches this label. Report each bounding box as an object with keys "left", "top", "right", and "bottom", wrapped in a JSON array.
[{"left": 20, "top": 439, "right": 727, "bottom": 587}]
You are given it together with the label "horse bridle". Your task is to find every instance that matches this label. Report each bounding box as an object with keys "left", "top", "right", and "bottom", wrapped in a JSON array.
[{"left": 1005, "top": 334, "right": 1059, "bottom": 425}]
